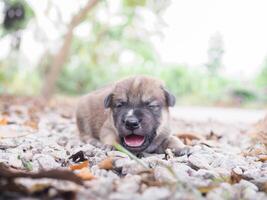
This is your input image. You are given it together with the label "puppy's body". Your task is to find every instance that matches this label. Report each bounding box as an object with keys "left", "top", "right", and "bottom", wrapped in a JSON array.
[{"left": 76, "top": 76, "right": 185, "bottom": 154}]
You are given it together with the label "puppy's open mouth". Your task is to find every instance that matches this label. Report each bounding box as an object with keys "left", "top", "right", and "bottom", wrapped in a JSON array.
[{"left": 123, "top": 134, "right": 145, "bottom": 147}]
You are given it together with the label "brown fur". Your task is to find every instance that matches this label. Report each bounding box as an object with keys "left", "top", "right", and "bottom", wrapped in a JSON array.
[{"left": 76, "top": 76, "right": 185, "bottom": 153}]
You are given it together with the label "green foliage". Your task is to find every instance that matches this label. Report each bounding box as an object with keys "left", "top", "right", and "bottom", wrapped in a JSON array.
[
  {"left": 255, "top": 60, "right": 267, "bottom": 88},
  {"left": 123, "top": 0, "right": 147, "bottom": 7},
  {"left": 0, "top": 0, "right": 34, "bottom": 37},
  {"left": 0, "top": 0, "right": 266, "bottom": 107}
]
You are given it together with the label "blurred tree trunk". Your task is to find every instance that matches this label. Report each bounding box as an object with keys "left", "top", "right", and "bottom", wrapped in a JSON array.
[{"left": 41, "top": 0, "right": 99, "bottom": 99}]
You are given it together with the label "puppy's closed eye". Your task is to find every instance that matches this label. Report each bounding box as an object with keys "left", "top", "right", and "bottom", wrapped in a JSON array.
[
  {"left": 145, "top": 101, "right": 160, "bottom": 110},
  {"left": 114, "top": 101, "right": 126, "bottom": 108}
]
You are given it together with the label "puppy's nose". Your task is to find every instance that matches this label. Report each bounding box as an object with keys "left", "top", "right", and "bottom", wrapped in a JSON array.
[{"left": 125, "top": 117, "right": 140, "bottom": 130}]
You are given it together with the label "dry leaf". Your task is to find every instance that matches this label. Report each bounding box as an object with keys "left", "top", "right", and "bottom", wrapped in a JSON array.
[
  {"left": 69, "top": 160, "right": 89, "bottom": 171},
  {"left": 251, "top": 115, "right": 267, "bottom": 148},
  {"left": 76, "top": 168, "right": 95, "bottom": 180},
  {"left": 0, "top": 118, "right": 8, "bottom": 126},
  {"left": 206, "top": 131, "right": 222, "bottom": 140},
  {"left": 242, "top": 145, "right": 267, "bottom": 157},
  {"left": 230, "top": 170, "right": 242, "bottom": 184},
  {"left": 177, "top": 132, "right": 203, "bottom": 140},
  {"left": 258, "top": 155, "right": 267, "bottom": 162},
  {"left": 98, "top": 157, "right": 113, "bottom": 170},
  {"left": 24, "top": 120, "right": 38, "bottom": 130},
  {"left": 261, "top": 182, "right": 267, "bottom": 192}
]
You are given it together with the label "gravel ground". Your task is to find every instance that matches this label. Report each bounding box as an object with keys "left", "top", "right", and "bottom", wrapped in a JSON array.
[{"left": 0, "top": 98, "right": 267, "bottom": 200}]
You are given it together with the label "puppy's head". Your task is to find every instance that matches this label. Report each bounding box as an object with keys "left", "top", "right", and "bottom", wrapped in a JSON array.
[{"left": 104, "top": 76, "right": 175, "bottom": 152}]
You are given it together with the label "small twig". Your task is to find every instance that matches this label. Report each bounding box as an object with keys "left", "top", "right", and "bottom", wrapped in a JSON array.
[{"left": 0, "top": 163, "right": 83, "bottom": 185}]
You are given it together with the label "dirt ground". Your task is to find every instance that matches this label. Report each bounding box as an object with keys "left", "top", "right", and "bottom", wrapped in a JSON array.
[{"left": 0, "top": 96, "right": 267, "bottom": 200}]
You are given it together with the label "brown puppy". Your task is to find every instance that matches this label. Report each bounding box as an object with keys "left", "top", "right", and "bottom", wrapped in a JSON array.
[{"left": 76, "top": 76, "right": 186, "bottom": 154}]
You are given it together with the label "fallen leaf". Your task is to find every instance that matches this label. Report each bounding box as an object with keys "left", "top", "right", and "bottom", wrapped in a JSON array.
[
  {"left": 76, "top": 168, "right": 95, "bottom": 180},
  {"left": 206, "top": 131, "right": 222, "bottom": 140},
  {"left": 98, "top": 157, "right": 113, "bottom": 170},
  {"left": 261, "top": 182, "right": 267, "bottom": 192},
  {"left": 230, "top": 170, "right": 242, "bottom": 184},
  {"left": 0, "top": 118, "right": 8, "bottom": 126},
  {"left": 176, "top": 132, "right": 204, "bottom": 145},
  {"left": 258, "top": 155, "right": 267, "bottom": 162},
  {"left": 242, "top": 145, "right": 267, "bottom": 157},
  {"left": 250, "top": 115, "right": 267, "bottom": 148},
  {"left": 69, "top": 160, "right": 89, "bottom": 171},
  {"left": 24, "top": 120, "right": 38, "bottom": 130}
]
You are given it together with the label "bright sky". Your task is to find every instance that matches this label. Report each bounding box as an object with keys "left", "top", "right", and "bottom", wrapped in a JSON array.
[{"left": 155, "top": 0, "right": 267, "bottom": 78}]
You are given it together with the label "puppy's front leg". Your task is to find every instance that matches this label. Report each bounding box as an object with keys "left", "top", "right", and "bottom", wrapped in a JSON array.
[
  {"left": 163, "top": 136, "right": 191, "bottom": 156},
  {"left": 99, "top": 121, "right": 118, "bottom": 146}
]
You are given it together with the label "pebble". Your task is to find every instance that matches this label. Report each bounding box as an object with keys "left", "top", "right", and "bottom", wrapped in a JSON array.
[
  {"left": 188, "top": 153, "right": 211, "bottom": 169},
  {"left": 116, "top": 175, "right": 141, "bottom": 193},
  {"left": 142, "top": 187, "right": 171, "bottom": 200},
  {"left": 154, "top": 166, "right": 177, "bottom": 183},
  {"left": 1, "top": 103, "right": 267, "bottom": 199},
  {"left": 32, "top": 154, "right": 60, "bottom": 170}
]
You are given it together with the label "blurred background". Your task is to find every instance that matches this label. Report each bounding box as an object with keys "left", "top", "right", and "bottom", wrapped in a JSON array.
[{"left": 0, "top": 0, "right": 267, "bottom": 108}]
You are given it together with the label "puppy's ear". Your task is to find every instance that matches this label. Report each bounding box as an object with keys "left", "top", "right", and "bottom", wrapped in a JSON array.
[
  {"left": 104, "top": 93, "right": 113, "bottom": 108},
  {"left": 163, "top": 88, "right": 176, "bottom": 107}
]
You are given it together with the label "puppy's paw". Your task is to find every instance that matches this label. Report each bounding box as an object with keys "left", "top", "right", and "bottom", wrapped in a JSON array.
[
  {"left": 102, "top": 143, "right": 115, "bottom": 151},
  {"left": 173, "top": 146, "right": 192, "bottom": 157}
]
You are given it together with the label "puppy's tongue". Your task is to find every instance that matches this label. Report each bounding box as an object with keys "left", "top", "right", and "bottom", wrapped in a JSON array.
[{"left": 124, "top": 135, "right": 145, "bottom": 147}]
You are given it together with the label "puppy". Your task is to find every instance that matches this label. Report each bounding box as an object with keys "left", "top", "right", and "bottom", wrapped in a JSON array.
[{"left": 76, "top": 76, "right": 186, "bottom": 154}]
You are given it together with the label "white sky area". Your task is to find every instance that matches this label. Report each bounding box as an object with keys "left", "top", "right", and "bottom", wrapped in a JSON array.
[
  {"left": 157, "top": 0, "right": 267, "bottom": 78},
  {"left": 1, "top": 0, "right": 267, "bottom": 79}
]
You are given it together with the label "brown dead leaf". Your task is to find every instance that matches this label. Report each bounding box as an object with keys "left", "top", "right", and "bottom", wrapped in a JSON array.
[
  {"left": 76, "top": 168, "right": 95, "bottom": 180},
  {"left": 242, "top": 145, "right": 267, "bottom": 157},
  {"left": 0, "top": 118, "right": 8, "bottom": 126},
  {"left": 176, "top": 132, "right": 204, "bottom": 145},
  {"left": 230, "top": 170, "right": 242, "bottom": 184},
  {"left": 176, "top": 132, "right": 203, "bottom": 140},
  {"left": 258, "top": 155, "right": 267, "bottom": 162},
  {"left": 206, "top": 131, "right": 222, "bottom": 140},
  {"left": 69, "top": 160, "right": 89, "bottom": 171},
  {"left": 98, "top": 157, "right": 113, "bottom": 170},
  {"left": 24, "top": 120, "right": 38, "bottom": 130},
  {"left": 250, "top": 115, "right": 267, "bottom": 148},
  {"left": 261, "top": 182, "right": 267, "bottom": 192}
]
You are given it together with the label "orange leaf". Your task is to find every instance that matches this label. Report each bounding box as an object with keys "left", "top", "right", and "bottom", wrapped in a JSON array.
[
  {"left": 0, "top": 118, "right": 8, "bottom": 126},
  {"left": 258, "top": 155, "right": 267, "bottom": 162},
  {"left": 76, "top": 168, "right": 95, "bottom": 180},
  {"left": 69, "top": 160, "right": 89, "bottom": 171},
  {"left": 24, "top": 121, "right": 38, "bottom": 129},
  {"left": 176, "top": 132, "right": 204, "bottom": 140},
  {"left": 230, "top": 170, "right": 242, "bottom": 184},
  {"left": 98, "top": 157, "right": 113, "bottom": 170}
]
